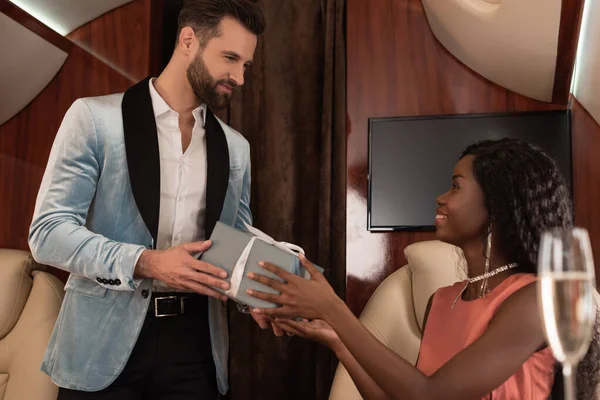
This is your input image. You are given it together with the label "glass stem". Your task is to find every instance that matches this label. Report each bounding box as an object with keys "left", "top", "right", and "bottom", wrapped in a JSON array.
[{"left": 563, "top": 363, "right": 577, "bottom": 400}]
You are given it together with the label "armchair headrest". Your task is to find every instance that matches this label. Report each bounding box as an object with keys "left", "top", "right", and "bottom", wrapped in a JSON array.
[
  {"left": 0, "top": 249, "right": 45, "bottom": 339},
  {"left": 404, "top": 240, "right": 463, "bottom": 330}
]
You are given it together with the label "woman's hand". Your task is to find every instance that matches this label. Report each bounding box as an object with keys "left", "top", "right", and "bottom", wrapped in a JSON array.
[
  {"left": 246, "top": 254, "right": 343, "bottom": 321},
  {"left": 249, "top": 309, "right": 286, "bottom": 337},
  {"left": 274, "top": 318, "right": 344, "bottom": 352}
]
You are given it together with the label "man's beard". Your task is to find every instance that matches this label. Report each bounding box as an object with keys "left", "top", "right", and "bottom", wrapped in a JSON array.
[{"left": 186, "top": 53, "right": 236, "bottom": 110}]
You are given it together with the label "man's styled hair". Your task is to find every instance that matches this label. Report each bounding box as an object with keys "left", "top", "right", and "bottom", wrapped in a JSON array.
[{"left": 177, "top": 0, "right": 266, "bottom": 47}]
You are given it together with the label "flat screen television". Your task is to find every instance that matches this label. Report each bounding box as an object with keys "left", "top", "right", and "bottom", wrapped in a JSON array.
[{"left": 367, "top": 110, "right": 572, "bottom": 231}]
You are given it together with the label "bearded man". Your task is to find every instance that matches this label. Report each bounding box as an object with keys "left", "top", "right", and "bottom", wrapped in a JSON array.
[{"left": 28, "top": 1, "right": 273, "bottom": 398}]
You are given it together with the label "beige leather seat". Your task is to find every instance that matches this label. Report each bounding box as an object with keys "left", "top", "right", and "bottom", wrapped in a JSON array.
[
  {"left": 329, "top": 240, "right": 461, "bottom": 399},
  {"left": 329, "top": 240, "right": 600, "bottom": 399},
  {"left": 0, "top": 249, "right": 64, "bottom": 400}
]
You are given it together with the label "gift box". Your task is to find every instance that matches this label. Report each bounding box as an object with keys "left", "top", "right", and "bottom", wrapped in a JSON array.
[{"left": 199, "top": 221, "right": 323, "bottom": 309}]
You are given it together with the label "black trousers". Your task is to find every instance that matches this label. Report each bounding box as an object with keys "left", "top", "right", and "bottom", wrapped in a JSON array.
[{"left": 58, "top": 293, "right": 218, "bottom": 400}]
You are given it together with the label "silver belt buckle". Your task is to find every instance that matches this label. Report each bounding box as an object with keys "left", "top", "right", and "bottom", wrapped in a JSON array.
[{"left": 154, "top": 296, "right": 185, "bottom": 317}]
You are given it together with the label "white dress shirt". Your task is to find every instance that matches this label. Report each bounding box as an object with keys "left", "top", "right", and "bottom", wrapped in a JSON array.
[{"left": 149, "top": 79, "right": 207, "bottom": 292}]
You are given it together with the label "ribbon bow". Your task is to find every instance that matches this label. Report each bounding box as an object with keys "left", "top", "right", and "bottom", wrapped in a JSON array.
[{"left": 225, "top": 223, "right": 306, "bottom": 298}]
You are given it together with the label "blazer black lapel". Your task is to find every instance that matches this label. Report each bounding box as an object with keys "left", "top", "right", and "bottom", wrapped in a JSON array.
[
  {"left": 204, "top": 109, "right": 230, "bottom": 238},
  {"left": 122, "top": 77, "right": 160, "bottom": 244}
]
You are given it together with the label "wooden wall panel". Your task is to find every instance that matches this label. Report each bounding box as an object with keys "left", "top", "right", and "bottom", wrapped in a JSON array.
[
  {"left": 571, "top": 98, "right": 600, "bottom": 286},
  {"left": 0, "top": 46, "right": 133, "bottom": 281},
  {"left": 0, "top": 0, "right": 153, "bottom": 282},
  {"left": 552, "top": 0, "right": 586, "bottom": 104},
  {"left": 346, "top": 0, "right": 572, "bottom": 316},
  {"left": 67, "top": 0, "right": 152, "bottom": 82}
]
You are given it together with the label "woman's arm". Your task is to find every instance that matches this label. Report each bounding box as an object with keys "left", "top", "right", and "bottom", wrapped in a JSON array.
[
  {"left": 326, "top": 282, "right": 544, "bottom": 400},
  {"left": 249, "top": 259, "right": 547, "bottom": 400},
  {"left": 274, "top": 319, "right": 391, "bottom": 400},
  {"left": 335, "top": 345, "right": 392, "bottom": 400}
]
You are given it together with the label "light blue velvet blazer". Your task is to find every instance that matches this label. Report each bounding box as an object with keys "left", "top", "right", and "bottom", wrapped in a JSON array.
[{"left": 28, "top": 77, "right": 252, "bottom": 394}]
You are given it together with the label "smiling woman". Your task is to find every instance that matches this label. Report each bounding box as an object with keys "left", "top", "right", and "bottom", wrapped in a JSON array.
[
  {"left": 433, "top": 155, "right": 489, "bottom": 252},
  {"left": 248, "top": 138, "right": 600, "bottom": 400}
]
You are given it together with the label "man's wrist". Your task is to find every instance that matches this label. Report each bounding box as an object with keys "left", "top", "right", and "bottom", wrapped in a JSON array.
[{"left": 134, "top": 250, "right": 155, "bottom": 279}]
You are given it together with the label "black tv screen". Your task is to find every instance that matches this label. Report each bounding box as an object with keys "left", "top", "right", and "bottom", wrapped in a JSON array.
[{"left": 367, "top": 111, "right": 572, "bottom": 231}]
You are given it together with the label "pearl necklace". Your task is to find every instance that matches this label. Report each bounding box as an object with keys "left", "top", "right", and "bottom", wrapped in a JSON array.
[{"left": 452, "top": 263, "right": 519, "bottom": 308}]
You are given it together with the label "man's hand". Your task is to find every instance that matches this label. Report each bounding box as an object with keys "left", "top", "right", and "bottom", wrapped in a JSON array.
[
  {"left": 250, "top": 309, "right": 288, "bottom": 337},
  {"left": 134, "top": 240, "right": 229, "bottom": 301}
]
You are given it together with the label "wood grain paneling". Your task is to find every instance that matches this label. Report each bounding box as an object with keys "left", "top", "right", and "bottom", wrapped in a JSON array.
[
  {"left": 67, "top": 0, "right": 152, "bottom": 82},
  {"left": 0, "top": 45, "right": 133, "bottom": 281},
  {"left": 571, "top": 97, "right": 600, "bottom": 286},
  {"left": 552, "top": 0, "right": 586, "bottom": 104},
  {"left": 346, "top": 0, "right": 570, "bottom": 316},
  {"left": 0, "top": 0, "right": 153, "bottom": 282},
  {"left": 149, "top": 0, "right": 167, "bottom": 76}
]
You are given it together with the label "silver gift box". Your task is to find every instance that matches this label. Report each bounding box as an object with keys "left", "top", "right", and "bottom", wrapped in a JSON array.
[{"left": 199, "top": 221, "right": 323, "bottom": 309}]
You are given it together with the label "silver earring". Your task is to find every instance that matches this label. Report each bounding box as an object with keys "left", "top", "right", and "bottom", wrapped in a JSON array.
[{"left": 480, "top": 229, "right": 492, "bottom": 296}]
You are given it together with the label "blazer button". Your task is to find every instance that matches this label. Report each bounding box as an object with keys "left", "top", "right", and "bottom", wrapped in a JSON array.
[
  {"left": 115, "top": 279, "right": 121, "bottom": 286},
  {"left": 108, "top": 279, "right": 115, "bottom": 285},
  {"left": 141, "top": 289, "right": 149, "bottom": 299},
  {"left": 96, "top": 277, "right": 102, "bottom": 283}
]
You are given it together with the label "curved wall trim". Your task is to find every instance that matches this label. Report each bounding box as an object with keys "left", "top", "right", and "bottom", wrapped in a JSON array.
[
  {"left": 0, "top": 13, "right": 67, "bottom": 126},
  {"left": 422, "top": 0, "right": 562, "bottom": 102},
  {"left": 8, "top": 0, "right": 134, "bottom": 35},
  {"left": 459, "top": 0, "right": 500, "bottom": 13},
  {"left": 572, "top": 0, "right": 600, "bottom": 124}
]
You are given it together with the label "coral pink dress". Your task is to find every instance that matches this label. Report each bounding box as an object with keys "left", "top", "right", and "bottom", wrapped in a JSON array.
[{"left": 416, "top": 273, "right": 556, "bottom": 399}]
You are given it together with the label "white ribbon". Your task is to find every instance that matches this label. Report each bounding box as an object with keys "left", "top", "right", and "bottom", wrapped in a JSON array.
[{"left": 225, "top": 222, "right": 306, "bottom": 298}]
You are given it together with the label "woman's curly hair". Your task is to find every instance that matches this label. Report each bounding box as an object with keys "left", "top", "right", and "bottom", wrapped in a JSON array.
[
  {"left": 461, "top": 138, "right": 572, "bottom": 272},
  {"left": 461, "top": 138, "right": 600, "bottom": 399}
]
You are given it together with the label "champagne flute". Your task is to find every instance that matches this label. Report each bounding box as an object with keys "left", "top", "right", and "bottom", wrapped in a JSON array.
[{"left": 538, "top": 227, "right": 596, "bottom": 400}]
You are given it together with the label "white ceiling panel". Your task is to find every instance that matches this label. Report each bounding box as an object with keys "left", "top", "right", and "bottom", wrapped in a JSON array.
[
  {"left": 422, "top": 0, "right": 562, "bottom": 102},
  {"left": 8, "top": 0, "right": 134, "bottom": 36},
  {"left": 0, "top": 13, "right": 68, "bottom": 126}
]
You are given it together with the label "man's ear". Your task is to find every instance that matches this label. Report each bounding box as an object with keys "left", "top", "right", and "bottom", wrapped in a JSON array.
[{"left": 178, "top": 26, "right": 196, "bottom": 53}]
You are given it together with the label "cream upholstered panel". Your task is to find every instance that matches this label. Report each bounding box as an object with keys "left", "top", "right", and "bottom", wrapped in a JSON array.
[
  {"left": 8, "top": 0, "right": 134, "bottom": 35},
  {"left": 0, "top": 13, "right": 68, "bottom": 126},
  {"left": 405, "top": 240, "right": 463, "bottom": 330},
  {"left": 0, "top": 271, "right": 64, "bottom": 400},
  {"left": 0, "top": 250, "right": 34, "bottom": 339},
  {"left": 572, "top": 0, "right": 600, "bottom": 124},
  {"left": 329, "top": 266, "right": 419, "bottom": 400},
  {"left": 422, "top": 0, "right": 562, "bottom": 102},
  {"left": 359, "top": 266, "right": 422, "bottom": 363},
  {"left": 0, "top": 250, "right": 64, "bottom": 400},
  {"left": 329, "top": 241, "right": 463, "bottom": 400}
]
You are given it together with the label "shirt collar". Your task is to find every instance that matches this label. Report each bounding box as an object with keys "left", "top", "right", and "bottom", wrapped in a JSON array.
[{"left": 149, "top": 78, "right": 207, "bottom": 127}]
